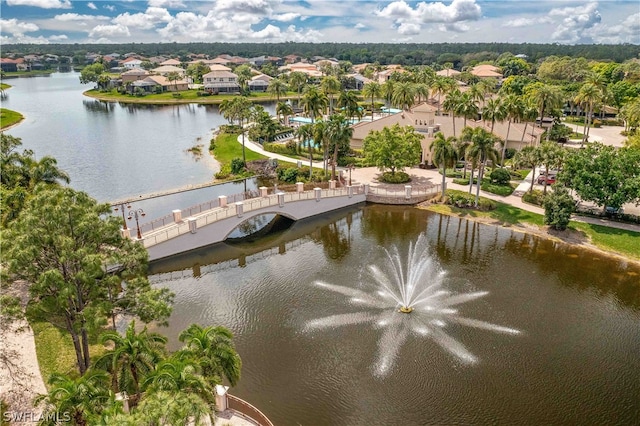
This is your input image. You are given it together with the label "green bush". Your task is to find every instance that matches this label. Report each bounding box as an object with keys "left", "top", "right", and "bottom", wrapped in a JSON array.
[
  {"left": 481, "top": 181, "right": 515, "bottom": 196},
  {"left": 444, "top": 189, "right": 496, "bottom": 211},
  {"left": 277, "top": 167, "right": 300, "bottom": 183},
  {"left": 543, "top": 186, "right": 575, "bottom": 230},
  {"left": 215, "top": 164, "right": 232, "bottom": 180},
  {"left": 230, "top": 158, "right": 246, "bottom": 174},
  {"left": 220, "top": 124, "right": 241, "bottom": 134},
  {"left": 453, "top": 178, "right": 470, "bottom": 185},
  {"left": 380, "top": 171, "right": 410, "bottom": 183},
  {"left": 522, "top": 189, "right": 546, "bottom": 206},
  {"left": 489, "top": 168, "right": 511, "bottom": 185},
  {"left": 209, "top": 138, "right": 216, "bottom": 151},
  {"left": 263, "top": 142, "right": 296, "bottom": 156},
  {"left": 504, "top": 148, "right": 517, "bottom": 160},
  {"left": 511, "top": 169, "right": 530, "bottom": 180}
]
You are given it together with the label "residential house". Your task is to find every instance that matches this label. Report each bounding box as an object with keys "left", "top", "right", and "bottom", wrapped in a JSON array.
[
  {"left": 436, "top": 68, "right": 461, "bottom": 78},
  {"left": 248, "top": 74, "right": 273, "bottom": 92},
  {"left": 350, "top": 102, "right": 543, "bottom": 166},
  {"left": 160, "top": 58, "right": 182, "bottom": 66},
  {"left": 121, "top": 68, "right": 150, "bottom": 83},
  {"left": 151, "top": 65, "right": 185, "bottom": 76},
  {"left": 132, "top": 75, "right": 188, "bottom": 93},
  {"left": 0, "top": 58, "right": 18, "bottom": 72},
  {"left": 122, "top": 57, "right": 143, "bottom": 69},
  {"left": 345, "top": 73, "right": 372, "bottom": 90},
  {"left": 279, "top": 62, "right": 323, "bottom": 78},
  {"left": 470, "top": 64, "right": 503, "bottom": 80},
  {"left": 202, "top": 70, "right": 240, "bottom": 93},
  {"left": 284, "top": 54, "right": 301, "bottom": 64},
  {"left": 208, "top": 64, "right": 232, "bottom": 72}
]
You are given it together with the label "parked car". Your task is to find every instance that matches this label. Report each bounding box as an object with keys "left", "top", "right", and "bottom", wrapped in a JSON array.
[
  {"left": 537, "top": 174, "right": 556, "bottom": 185},
  {"left": 605, "top": 206, "right": 624, "bottom": 215}
]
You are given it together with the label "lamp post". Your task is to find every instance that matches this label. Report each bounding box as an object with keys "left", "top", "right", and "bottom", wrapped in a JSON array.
[
  {"left": 112, "top": 203, "right": 129, "bottom": 230},
  {"left": 127, "top": 208, "right": 146, "bottom": 239}
]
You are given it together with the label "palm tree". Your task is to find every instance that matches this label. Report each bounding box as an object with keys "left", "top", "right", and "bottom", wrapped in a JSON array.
[
  {"left": 362, "top": 81, "right": 383, "bottom": 121},
  {"left": 519, "top": 98, "right": 538, "bottom": 145},
  {"left": 442, "top": 88, "right": 463, "bottom": 137},
  {"left": 219, "top": 97, "right": 254, "bottom": 163},
  {"left": 414, "top": 82, "right": 431, "bottom": 105},
  {"left": 431, "top": 76, "right": 452, "bottom": 115},
  {"left": 392, "top": 82, "right": 416, "bottom": 111},
  {"left": 296, "top": 123, "right": 316, "bottom": 180},
  {"left": 500, "top": 94, "right": 523, "bottom": 165},
  {"left": 337, "top": 90, "right": 360, "bottom": 122},
  {"left": 300, "top": 86, "right": 328, "bottom": 123},
  {"left": 466, "top": 127, "right": 499, "bottom": 207},
  {"left": 313, "top": 120, "right": 330, "bottom": 176},
  {"left": 288, "top": 71, "right": 307, "bottom": 107},
  {"left": 325, "top": 113, "right": 354, "bottom": 181},
  {"left": 133, "top": 390, "right": 212, "bottom": 426},
  {"left": 35, "top": 370, "right": 110, "bottom": 426},
  {"left": 575, "top": 82, "right": 600, "bottom": 145},
  {"left": 165, "top": 71, "right": 181, "bottom": 92},
  {"left": 454, "top": 136, "right": 471, "bottom": 180},
  {"left": 528, "top": 83, "right": 563, "bottom": 130},
  {"left": 267, "top": 77, "right": 288, "bottom": 103},
  {"left": 95, "top": 321, "right": 167, "bottom": 404},
  {"left": 457, "top": 92, "right": 479, "bottom": 128},
  {"left": 538, "top": 141, "right": 564, "bottom": 194},
  {"left": 482, "top": 97, "right": 507, "bottom": 134},
  {"left": 142, "top": 358, "right": 213, "bottom": 406},
  {"left": 430, "top": 132, "right": 458, "bottom": 197},
  {"left": 178, "top": 324, "right": 242, "bottom": 387},
  {"left": 321, "top": 75, "right": 341, "bottom": 115},
  {"left": 513, "top": 146, "right": 542, "bottom": 194},
  {"left": 276, "top": 101, "right": 293, "bottom": 126},
  {"left": 381, "top": 79, "right": 396, "bottom": 111}
]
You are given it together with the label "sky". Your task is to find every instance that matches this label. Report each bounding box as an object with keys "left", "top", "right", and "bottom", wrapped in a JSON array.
[{"left": 1, "top": 0, "right": 639, "bottom": 45}]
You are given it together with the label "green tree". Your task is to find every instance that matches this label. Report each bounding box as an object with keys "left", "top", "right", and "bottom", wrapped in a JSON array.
[
  {"left": 79, "top": 63, "right": 107, "bottom": 86},
  {"left": 165, "top": 71, "right": 181, "bottom": 92},
  {"left": 276, "top": 101, "right": 293, "bottom": 125},
  {"left": 321, "top": 75, "right": 341, "bottom": 114},
  {"left": 131, "top": 390, "right": 211, "bottom": 426},
  {"left": 267, "top": 77, "right": 288, "bottom": 102},
  {"left": 500, "top": 94, "right": 524, "bottom": 164},
  {"left": 538, "top": 141, "right": 565, "bottom": 194},
  {"left": 35, "top": 370, "right": 110, "bottom": 426},
  {"left": 337, "top": 90, "right": 360, "bottom": 121},
  {"left": 295, "top": 123, "right": 316, "bottom": 180},
  {"left": 527, "top": 82, "right": 563, "bottom": 131},
  {"left": 363, "top": 124, "right": 422, "bottom": 176},
  {"left": 575, "top": 82, "right": 601, "bottom": 144},
  {"left": 234, "top": 64, "right": 253, "bottom": 94},
  {"left": 219, "top": 97, "right": 254, "bottom": 163},
  {"left": 186, "top": 62, "right": 210, "bottom": 84},
  {"left": 362, "top": 81, "right": 383, "bottom": 122},
  {"left": 325, "top": 113, "right": 354, "bottom": 181},
  {"left": 1, "top": 187, "right": 172, "bottom": 375},
  {"left": 142, "top": 358, "right": 213, "bottom": 406},
  {"left": 482, "top": 97, "right": 506, "bottom": 134},
  {"left": 543, "top": 185, "right": 575, "bottom": 231},
  {"left": 95, "top": 321, "right": 167, "bottom": 405},
  {"left": 430, "top": 132, "right": 458, "bottom": 197},
  {"left": 391, "top": 82, "right": 416, "bottom": 111},
  {"left": 513, "top": 145, "right": 542, "bottom": 194},
  {"left": 465, "top": 127, "right": 499, "bottom": 207},
  {"left": 442, "top": 88, "right": 463, "bottom": 137},
  {"left": 560, "top": 143, "right": 640, "bottom": 211},
  {"left": 178, "top": 323, "right": 242, "bottom": 387},
  {"left": 288, "top": 71, "right": 307, "bottom": 107}
]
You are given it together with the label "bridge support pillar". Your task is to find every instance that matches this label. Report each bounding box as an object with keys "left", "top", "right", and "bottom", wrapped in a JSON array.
[
  {"left": 405, "top": 185, "right": 412, "bottom": 200},
  {"left": 172, "top": 209, "right": 182, "bottom": 223},
  {"left": 296, "top": 182, "right": 304, "bottom": 192},
  {"left": 277, "top": 192, "right": 285, "bottom": 207},
  {"left": 329, "top": 180, "right": 336, "bottom": 189},
  {"left": 348, "top": 185, "right": 353, "bottom": 198},
  {"left": 364, "top": 184, "right": 370, "bottom": 195},
  {"left": 235, "top": 202, "right": 244, "bottom": 217},
  {"left": 187, "top": 217, "right": 197, "bottom": 234},
  {"left": 219, "top": 195, "right": 228, "bottom": 208},
  {"left": 314, "top": 187, "right": 322, "bottom": 202},
  {"left": 259, "top": 186, "right": 268, "bottom": 197}
]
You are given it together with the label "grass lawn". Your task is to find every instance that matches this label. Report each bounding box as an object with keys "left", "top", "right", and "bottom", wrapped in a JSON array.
[
  {"left": 213, "top": 132, "right": 268, "bottom": 164},
  {"left": 0, "top": 108, "right": 24, "bottom": 129},
  {"left": 2, "top": 70, "right": 56, "bottom": 77},
  {"left": 31, "top": 321, "right": 107, "bottom": 387},
  {"left": 85, "top": 89, "right": 296, "bottom": 105}
]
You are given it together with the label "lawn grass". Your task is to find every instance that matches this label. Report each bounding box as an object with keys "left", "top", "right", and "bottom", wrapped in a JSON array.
[
  {"left": 570, "top": 222, "right": 640, "bottom": 260},
  {"left": 0, "top": 108, "right": 24, "bottom": 129},
  {"left": 2, "top": 70, "right": 56, "bottom": 77},
  {"left": 85, "top": 89, "right": 296, "bottom": 105},
  {"left": 213, "top": 132, "right": 268, "bottom": 164},
  {"left": 31, "top": 321, "right": 107, "bottom": 387}
]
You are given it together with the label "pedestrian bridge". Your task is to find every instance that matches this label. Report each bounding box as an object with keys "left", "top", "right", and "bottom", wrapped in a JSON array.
[{"left": 129, "top": 183, "right": 440, "bottom": 261}]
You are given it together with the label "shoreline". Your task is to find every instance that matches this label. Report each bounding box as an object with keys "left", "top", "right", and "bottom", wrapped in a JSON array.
[
  {"left": 83, "top": 90, "right": 290, "bottom": 105},
  {"left": 418, "top": 203, "right": 640, "bottom": 267}
]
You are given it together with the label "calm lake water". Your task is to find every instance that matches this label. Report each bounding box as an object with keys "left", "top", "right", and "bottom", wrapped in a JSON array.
[
  {"left": 149, "top": 205, "right": 640, "bottom": 426},
  {"left": 1, "top": 71, "right": 272, "bottom": 220}
]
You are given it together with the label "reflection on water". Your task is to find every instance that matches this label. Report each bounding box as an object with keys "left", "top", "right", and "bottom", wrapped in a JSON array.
[{"left": 150, "top": 206, "right": 640, "bottom": 425}]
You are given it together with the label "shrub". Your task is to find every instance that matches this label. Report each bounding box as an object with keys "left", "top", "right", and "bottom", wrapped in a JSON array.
[
  {"left": 522, "top": 189, "right": 546, "bottom": 206},
  {"left": 542, "top": 186, "right": 575, "bottom": 230},
  {"left": 504, "top": 148, "right": 517, "bottom": 160},
  {"left": 277, "top": 167, "right": 300, "bottom": 183},
  {"left": 444, "top": 190, "right": 496, "bottom": 211},
  {"left": 481, "top": 181, "right": 515, "bottom": 196},
  {"left": 209, "top": 138, "right": 216, "bottom": 151},
  {"left": 215, "top": 164, "right": 232, "bottom": 180},
  {"left": 220, "top": 124, "right": 241, "bottom": 134},
  {"left": 592, "top": 118, "right": 602, "bottom": 128},
  {"left": 172, "top": 92, "right": 182, "bottom": 98},
  {"left": 380, "top": 171, "right": 410, "bottom": 183},
  {"left": 452, "top": 178, "right": 470, "bottom": 185},
  {"left": 230, "top": 158, "right": 246, "bottom": 174},
  {"left": 489, "top": 168, "right": 511, "bottom": 185}
]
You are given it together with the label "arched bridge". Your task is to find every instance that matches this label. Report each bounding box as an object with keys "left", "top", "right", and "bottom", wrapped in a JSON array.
[{"left": 140, "top": 186, "right": 367, "bottom": 261}]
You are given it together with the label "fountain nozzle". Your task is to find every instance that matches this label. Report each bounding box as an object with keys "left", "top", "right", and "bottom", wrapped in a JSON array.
[{"left": 399, "top": 306, "right": 413, "bottom": 314}]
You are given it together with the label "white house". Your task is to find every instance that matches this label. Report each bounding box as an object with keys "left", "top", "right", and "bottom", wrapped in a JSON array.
[{"left": 203, "top": 70, "right": 240, "bottom": 93}]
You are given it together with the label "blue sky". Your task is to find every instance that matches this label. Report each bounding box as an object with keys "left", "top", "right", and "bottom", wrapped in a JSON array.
[{"left": 1, "top": 0, "right": 639, "bottom": 45}]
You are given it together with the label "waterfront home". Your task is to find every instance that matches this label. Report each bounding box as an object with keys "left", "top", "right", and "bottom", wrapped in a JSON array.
[
  {"left": 131, "top": 75, "right": 189, "bottom": 92},
  {"left": 152, "top": 65, "right": 186, "bottom": 76},
  {"left": 470, "top": 64, "right": 503, "bottom": 80},
  {"left": 121, "top": 68, "right": 150, "bottom": 83},
  {"left": 159, "top": 58, "right": 182, "bottom": 66},
  {"left": 203, "top": 70, "right": 241, "bottom": 93},
  {"left": 122, "top": 57, "right": 143, "bottom": 69},
  {"left": 248, "top": 74, "right": 273, "bottom": 92}
]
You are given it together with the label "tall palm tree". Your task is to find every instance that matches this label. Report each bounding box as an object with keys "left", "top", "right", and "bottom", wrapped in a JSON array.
[
  {"left": 457, "top": 92, "right": 479, "bottom": 128},
  {"left": 133, "top": 390, "right": 212, "bottom": 426},
  {"left": 362, "top": 81, "right": 383, "bottom": 121},
  {"left": 178, "top": 324, "right": 242, "bottom": 387},
  {"left": 575, "top": 82, "right": 600, "bottom": 145},
  {"left": 295, "top": 123, "right": 316, "bottom": 180},
  {"left": 392, "top": 81, "right": 416, "bottom": 111},
  {"left": 414, "top": 82, "right": 431, "bottom": 105},
  {"left": 337, "top": 90, "right": 360, "bottom": 122},
  {"left": 442, "top": 88, "right": 463, "bottom": 137},
  {"left": 430, "top": 132, "right": 458, "bottom": 197},
  {"left": 142, "top": 358, "right": 213, "bottom": 406},
  {"left": 267, "top": 77, "right": 288, "bottom": 103},
  {"left": 35, "top": 370, "right": 110, "bottom": 426},
  {"left": 513, "top": 146, "right": 542, "bottom": 194},
  {"left": 538, "top": 141, "right": 564, "bottom": 194},
  {"left": 519, "top": 98, "right": 538, "bottom": 145},
  {"left": 313, "top": 120, "right": 330, "bottom": 176},
  {"left": 325, "top": 113, "right": 354, "bottom": 181},
  {"left": 95, "top": 321, "right": 167, "bottom": 403},
  {"left": 454, "top": 136, "right": 472, "bottom": 180},
  {"left": 276, "top": 101, "right": 293, "bottom": 126},
  {"left": 500, "top": 94, "right": 523, "bottom": 165},
  {"left": 321, "top": 75, "right": 341, "bottom": 115},
  {"left": 482, "top": 97, "right": 507, "bottom": 134},
  {"left": 381, "top": 79, "right": 396, "bottom": 110},
  {"left": 288, "top": 71, "right": 307, "bottom": 107},
  {"left": 528, "top": 83, "right": 563, "bottom": 130},
  {"left": 165, "top": 71, "right": 181, "bottom": 92},
  {"left": 466, "top": 127, "right": 499, "bottom": 207},
  {"left": 431, "top": 76, "right": 452, "bottom": 115}
]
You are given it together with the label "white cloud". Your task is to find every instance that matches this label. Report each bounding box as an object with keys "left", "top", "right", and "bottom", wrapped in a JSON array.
[
  {"left": 502, "top": 17, "right": 551, "bottom": 28},
  {"left": 354, "top": 23, "right": 366, "bottom": 30},
  {"left": 549, "top": 1, "right": 601, "bottom": 43},
  {"left": 213, "top": 0, "right": 274, "bottom": 16},
  {"left": 1, "top": 34, "right": 50, "bottom": 43},
  {"left": 113, "top": 7, "right": 172, "bottom": 29},
  {"left": 87, "top": 2, "right": 97, "bottom": 10},
  {"left": 5, "top": 0, "right": 71, "bottom": 8},
  {"left": 88, "top": 23, "right": 130, "bottom": 38},
  {"left": 104, "top": 5, "right": 115, "bottom": 12},
  {"left": 147, "top": 0, "right": 186, "bottom": 7},
  {"left": 590, "top": 12, "right": 640, "bottom": 44},
  {"left": 54, "top": 13, "right": 110, "bottom": 21},
  {"left": 0, "top": 18, "right": 39, "bottom": 34},
  {"left": 49, "top": 34, "right": 68, "bottom": 40},
  {"left": 271, "top": 12, "right": 300, "bottom": 22},
  {"left": 375, "top": 0, "right": 481, "bottom": 35}
]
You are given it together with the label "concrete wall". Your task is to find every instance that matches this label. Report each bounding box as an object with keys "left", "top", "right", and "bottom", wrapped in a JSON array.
[{"left": 147, "top": 193, "right": 365, "bottom": 261}]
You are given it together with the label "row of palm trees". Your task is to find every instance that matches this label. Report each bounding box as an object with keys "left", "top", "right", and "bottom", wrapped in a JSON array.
[{"left": 36, "top": 322, "right": 241, "bottom": 425}]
